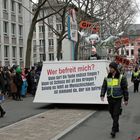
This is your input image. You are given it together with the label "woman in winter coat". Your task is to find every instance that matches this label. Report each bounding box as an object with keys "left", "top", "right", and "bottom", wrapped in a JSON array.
[{"left": 9, "top": 68, "right": 17, "bottom": 100}]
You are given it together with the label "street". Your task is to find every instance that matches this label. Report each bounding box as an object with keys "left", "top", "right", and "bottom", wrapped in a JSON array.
[
  {"left": 0, "top": 78, "right": 140, "bottom": 140},
  {"left": 59, "top": 85, "right": 140, "bottom": 140},
  {"left": 0, "top": 96, "right": 48, "bottom": 128}
]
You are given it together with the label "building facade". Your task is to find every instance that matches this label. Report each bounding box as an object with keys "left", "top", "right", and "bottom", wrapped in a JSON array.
[
  {"left": 118, "top": 24, "right": 140, "bottom": 62},
  {"left": 0, "top": 0, "right": 32, "bottom": 66},
  {"left": 31, "top": 2, "right": 74, "bottom": 65},
  {"left": 32, "top": 17, "right": 72, "bottom": 65}
]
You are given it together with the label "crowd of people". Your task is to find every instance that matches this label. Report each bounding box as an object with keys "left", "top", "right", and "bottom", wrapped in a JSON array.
[
  {"left": 0, "top": 65, "right": 42, "bottom": 118},
  {"left": 0, "top": 61, "right": 139, "bottom": 139}
]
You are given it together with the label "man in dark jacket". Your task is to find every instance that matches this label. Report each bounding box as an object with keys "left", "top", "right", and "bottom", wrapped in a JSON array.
[
  {"left": 131, "top": 67, "right": 140, "bottom": 93},
  {"left": 100, "top": 62, "right": 129, "bottom": 138}
]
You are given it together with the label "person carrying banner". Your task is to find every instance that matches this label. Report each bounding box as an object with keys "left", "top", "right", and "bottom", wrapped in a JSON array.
[{"left": 100, "top": 61, "right": 129, "bottom": 138}]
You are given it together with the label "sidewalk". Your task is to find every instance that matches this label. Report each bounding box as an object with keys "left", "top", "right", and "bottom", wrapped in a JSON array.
[
  {"left": 0, "top": 108, "right": 94, "bottom": 140},
  {"left": 59, "top": 78, "right": 139, "bottom": 140},
  {"left": 0, "top": 77, "right": 132, "bottom": 140}
]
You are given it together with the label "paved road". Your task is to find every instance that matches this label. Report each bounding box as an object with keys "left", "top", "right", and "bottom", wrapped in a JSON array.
[
  {"left": 0, "top": 96, "right": 48, "bottom": 128},
  {"left": 59, "top": 85, "right": 140, "bottom": 140},
  {"left": 0, "top": 77, "right": 136, "bottom": 140}
]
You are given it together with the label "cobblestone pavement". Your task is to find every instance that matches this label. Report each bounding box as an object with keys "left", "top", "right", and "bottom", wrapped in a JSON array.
[
  {"left": 0, "top": 109, "right": 94, "bottom": 140},
  {"left": 0, "top": 77, "right": 132, "bottom": 140}
]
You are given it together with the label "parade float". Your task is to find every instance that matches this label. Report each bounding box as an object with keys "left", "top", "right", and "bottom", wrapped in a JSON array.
[{"left": 34, "top": 16, "right": 130, "bottom": 104}]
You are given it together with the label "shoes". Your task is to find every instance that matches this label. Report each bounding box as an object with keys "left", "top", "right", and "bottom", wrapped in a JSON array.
[
  {"left": 110, "top": 131, "right": 116, "bottom": 138},
  {"left": 1, "top": 111, "right": 6, "bottom": 117},
  {"left": 115, "top": 129, "right": 119, "bottom": 133}
]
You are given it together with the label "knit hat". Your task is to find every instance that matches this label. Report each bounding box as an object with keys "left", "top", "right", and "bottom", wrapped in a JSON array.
[
  {"left": 109, "top": 62, "right": 118, "bottom": 71},
  {"left": 16, "top": 66, "right": 22, "bottom": 74}
]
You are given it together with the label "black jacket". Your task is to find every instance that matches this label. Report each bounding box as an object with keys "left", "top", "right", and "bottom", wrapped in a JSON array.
[{"left": 100, "top": 71, "right": 129, "bottom": 101}]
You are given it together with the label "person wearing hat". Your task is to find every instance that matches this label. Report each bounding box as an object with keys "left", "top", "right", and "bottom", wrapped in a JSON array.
[
  {"left": 100, "top": 61, "right": 129, "bottom": 138},
  {"left": 13, "top": 66, "right": 23, "bottom": 101},
  {"left": 131, "top": 66, "right": 140, "bottom": 93}
]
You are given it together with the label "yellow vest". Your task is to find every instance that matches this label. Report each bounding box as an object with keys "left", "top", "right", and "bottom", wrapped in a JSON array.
[{"left": 107, "top": 75, "right": 123, "bottom": 98}]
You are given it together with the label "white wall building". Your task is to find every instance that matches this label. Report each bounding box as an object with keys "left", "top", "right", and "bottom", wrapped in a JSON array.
[
  {"left": 32, "top": 4, "right": 73, "bottom": 65},
  {"left": 0, "top": 0, "right": 32, "bottom": 66}
]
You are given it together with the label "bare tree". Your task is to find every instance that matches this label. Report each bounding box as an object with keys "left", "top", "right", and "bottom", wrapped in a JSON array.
[
  {"left": 25, "top": 0, "right": 137, "bottom": 67},
  {"left": 25, "top": 0, "right": 71, "bottom": 68},
  {"left": 42, "top": 0, "right": 72, "bottom": 60},
  {"left": 74, "top": 0, "right": 137, "bottom": 59}
]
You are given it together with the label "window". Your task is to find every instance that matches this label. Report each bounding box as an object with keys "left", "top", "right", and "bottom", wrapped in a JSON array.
[
  {"left": 19, "top": 25, "right": 23, "bottom": 36},
  {"left": 49, "top": 53, "right": 54, "bottom": 61},
  {"left": 39, "top": 25, "right": 44, "bottom": 33},
  {"left": 131, "top": 49, "right": 134, "bottom": 55},
  {"left": 48, "top": 39, "right": 54, "bottom": 46},
  {"left": 18, "top": 3, "right": 22, "bottom": 13},
  {"left": 121, "top": 48, "right": 124, "bottom": 55},
  {"left": 48, "top": 39, "right": 54, "bottom": 50},
  {"left": 3, "top": 21, "right": 8, "bottom": 34},
  {"left": 4, "top": 45, "right": 9, "bottom": 57},
  {"left": 39, "top": 39, "right": 45, "bottom": 47},
  {"left": 12, "top": 46, "right": 16, "bottom": 58},
  {"left": 11, "top": 23, "right": 16, "bottom": 35},
  {"left": 126, "top": 50, "right": 129, "bottom": 56},
  {"left": 11, "top": 0, "right": 15, "bottom": 12},
  {"left": 56, "top": 24, "right": 62, "bottom": 31},
  {"left": 19, "top": 47, "right": 23, "bottom": 58},
  {"left": 3, "top": 0, "right": 7, "bottom": 10}
]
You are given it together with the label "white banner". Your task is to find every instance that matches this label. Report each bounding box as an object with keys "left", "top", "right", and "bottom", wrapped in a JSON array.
[{"left": 33, "top": 60, "right": 109, "bottom": 104}]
